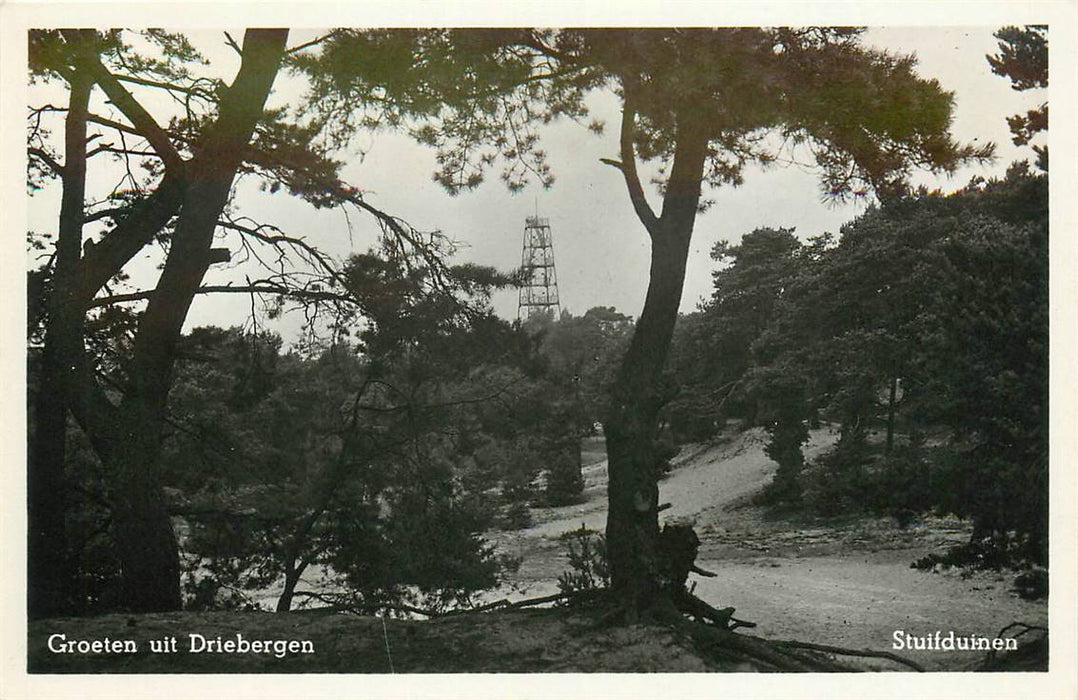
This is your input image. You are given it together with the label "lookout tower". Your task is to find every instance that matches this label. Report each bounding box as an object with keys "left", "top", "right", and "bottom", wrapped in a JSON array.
[{"left": 517, "top": 216, "right": 561, "bottom": 320}]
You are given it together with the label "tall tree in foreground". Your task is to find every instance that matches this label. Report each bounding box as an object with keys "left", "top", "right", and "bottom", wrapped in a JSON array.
[
  {"left": 576, "top": 29, "right": 991, "bottom": 613},
  {"left": 29, "top": 29, "right": 292, "bottom": 614},
  {"left": 303, "top": 27, "right": 992, "bottom": 614},
  {"left": 28, "top": 29, "right": 470, "bottom": 614}
]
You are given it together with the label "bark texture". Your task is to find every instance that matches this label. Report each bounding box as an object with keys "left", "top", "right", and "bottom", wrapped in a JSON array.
[
  {"left": 28, "top": 65, "right": 93, "bottom": 619},
  {"left": 109, "top": 28, "right": 290, "bottom": 612},
  {"left": 33, "top": 29, "right": 289, "bottom": 613},
  {"left": 603, "top": 98, "right": 709, "bottom": 612}
]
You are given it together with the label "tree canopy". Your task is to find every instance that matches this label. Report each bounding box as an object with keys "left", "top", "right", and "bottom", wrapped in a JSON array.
[
  {"left": 26, "top": 28, "right": 517, "bottom": 614},
  {"left": 27, "top": 26, "right": 1025, "bottom": 622},
  {"left": 987, "top": 25, "right": 1048, "bottom": 169}
]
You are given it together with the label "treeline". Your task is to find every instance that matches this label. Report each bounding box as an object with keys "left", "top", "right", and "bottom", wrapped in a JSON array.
[
  {"left": 28, "top": 272, "right": 638, "bottom": 614},
  {"left": 30, "top": 171, "right": 1049, "bottom": 614},
  {"left": 665, "top": 164, "right": 1047, "bottom": 568}
]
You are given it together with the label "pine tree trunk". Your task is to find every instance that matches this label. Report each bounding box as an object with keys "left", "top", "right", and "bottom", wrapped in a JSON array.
[
  {"left": 28, "top": 343, "right": 71, "bottom": 619},
  {"left": 106, "top": 405, "right": 181, "bottom": 612},
  {"left": 106, "top": 29, "right": 290, "bottom": 611},
  {"left": 276, "top": 561, "right": 308, "bottom": 613},
  {"left": 28, "top": 69, "right": 93, "bottom": 618},
  {"left": 276, "top": 521, "right": 318, "bottom": 613},
  {"left": 603, "top": 107, "right": 708, "bottom": 612},
  {"left": 605, "top": 221, "right": 695, "bottom": 608}
]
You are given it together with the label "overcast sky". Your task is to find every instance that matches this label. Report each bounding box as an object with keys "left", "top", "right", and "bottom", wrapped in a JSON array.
[{"left": 25, "top": 26, "right": 1046, "bottom": 342}]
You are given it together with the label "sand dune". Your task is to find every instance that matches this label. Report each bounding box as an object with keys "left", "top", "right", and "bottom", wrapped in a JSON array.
[{"left": 491, "top": 426, "right": 1048, "bottom": 670}]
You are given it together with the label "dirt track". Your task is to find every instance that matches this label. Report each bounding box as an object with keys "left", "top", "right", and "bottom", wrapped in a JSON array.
[{"left": 490, "top": 427, "right": 1048, "bottom": 671}]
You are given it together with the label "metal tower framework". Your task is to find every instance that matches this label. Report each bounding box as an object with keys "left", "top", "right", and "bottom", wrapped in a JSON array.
[{"left": 517, "top": 216, "right": 561, "bottom": 320}]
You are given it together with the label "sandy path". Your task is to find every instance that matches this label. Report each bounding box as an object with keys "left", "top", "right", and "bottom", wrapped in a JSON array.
[
  {"left": 518, "top": 427, "right": 837, "bottom": 539},
  {"left": 490, "top": 427, "right": 1047, "bottom": 670},
  {"left": 693, "top": 554, "right": 1046, "bottom": 670}
]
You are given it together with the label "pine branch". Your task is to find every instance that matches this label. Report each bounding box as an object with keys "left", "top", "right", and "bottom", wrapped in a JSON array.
[
  {"left": 62, "top": 30, "right": 185, "bottom": 174},
  {"left": 86, "top": 283, "right": 355, "bottom": 310},
  {"left": 114, "top": 73, "right": 217, "bottom": 101},
  {"left": 612, "top": 85, "right": 660, "bottom": 235},
  {"left": 218, "top": 215, "right": 349, "bottom": 290},
  {"left": 28, "top": 147, "right": 64, "bottom": 176},
  {"left": 224, "top": 31, "right": 243, "bottom": 57},
  {"left": 286, "top": 30, "right": 343, "bottom": 56}
]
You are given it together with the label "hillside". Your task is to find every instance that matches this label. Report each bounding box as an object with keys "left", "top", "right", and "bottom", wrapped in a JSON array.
[{"left": 487, "top": 425, "right": 1048, "bottom": 671}]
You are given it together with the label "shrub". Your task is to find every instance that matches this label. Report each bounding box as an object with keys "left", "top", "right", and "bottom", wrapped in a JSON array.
[
  {"left": 544, "top": 438, "right": 585, "bottom": 506},
  {"left": 800, "top": 451, "right": 869, "bottom": 518},
  {"left": 863, "top": 447, "right": 937, "bottom": 526},
  {"left": 499, "top": 501, "right": 533, "bottom": 530},
  {"left": 556, "top": 525, "right": 609, "bottom": 596}
]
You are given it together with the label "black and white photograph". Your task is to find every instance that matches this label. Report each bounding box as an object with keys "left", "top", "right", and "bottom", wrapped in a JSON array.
[{"left": 2, "top": 2, "right": 1076, "bottom": 698}]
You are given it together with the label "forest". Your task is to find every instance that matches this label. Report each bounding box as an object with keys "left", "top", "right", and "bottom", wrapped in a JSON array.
[{"left": 24, "top": 26, "right": 1048, "bottom": 674}]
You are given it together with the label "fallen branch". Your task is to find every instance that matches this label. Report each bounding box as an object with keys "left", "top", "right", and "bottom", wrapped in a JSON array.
[
  {"left": 977, "top": 620, "right": 1049, "bottom": 671},
  {"left": 771, "top": 639, "right": 925, "bottom": 672},
  {"left": 444, "top": 589, "right": 599, "bottom": 617},
  {"left": 291, "top": 591, "right": 442, "bottom": 618},
  {"left": 291, "top": 589, "right": 596, "bottom": 620},
  {"left": 680, "top": 620, "right": 853, "bottom": 672},
  {"left": 676, "top": 591, "right": 755, "bottom": 630}
]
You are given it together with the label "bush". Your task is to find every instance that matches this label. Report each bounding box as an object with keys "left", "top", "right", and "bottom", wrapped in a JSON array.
[
  {"left": 664, "top": 391, "right": 721, "bottom": 443},
  {"left": 1013, "top": 568, "right": 1048, "bottom": 600},
  {"left": 800, "top": 449, "right": 869, "bottom": 518},
  {"left": 182, "top": 573, "right": 260, "bottom": 612},
  {"left": 556, "top": 525, "right": 609, "bottom": 595},
  {"left": 863, "top": 447, "right": 938, "bottom": 526},
  {"left": 499, "top": 501, "right": 533, "bottom": 530},
  {"left": 544, "top": 438, "right": 585, "bottom": 506},
  {"left": 758, "top": 406, "right": 809, "bottom": 507}
]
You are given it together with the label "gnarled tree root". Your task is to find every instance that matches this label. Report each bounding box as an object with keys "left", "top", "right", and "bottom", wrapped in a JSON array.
[
  {"left": 675, "top": 591, "right": 756, "bottom": 630},
  {"left": 771, "top": 639, "right": 925, "bottom": 672},
  {"left": 585, "top": 590, "right": 922, "bottom": 672},
  {"left": 675, "top": 618, "right": 854, "bottom": 672},
  {"left": 297, "top": 587, "right": 925, "bottom": 672},
  {"left": 670, "top": 592, "right": 922, "bottom": 671}
]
